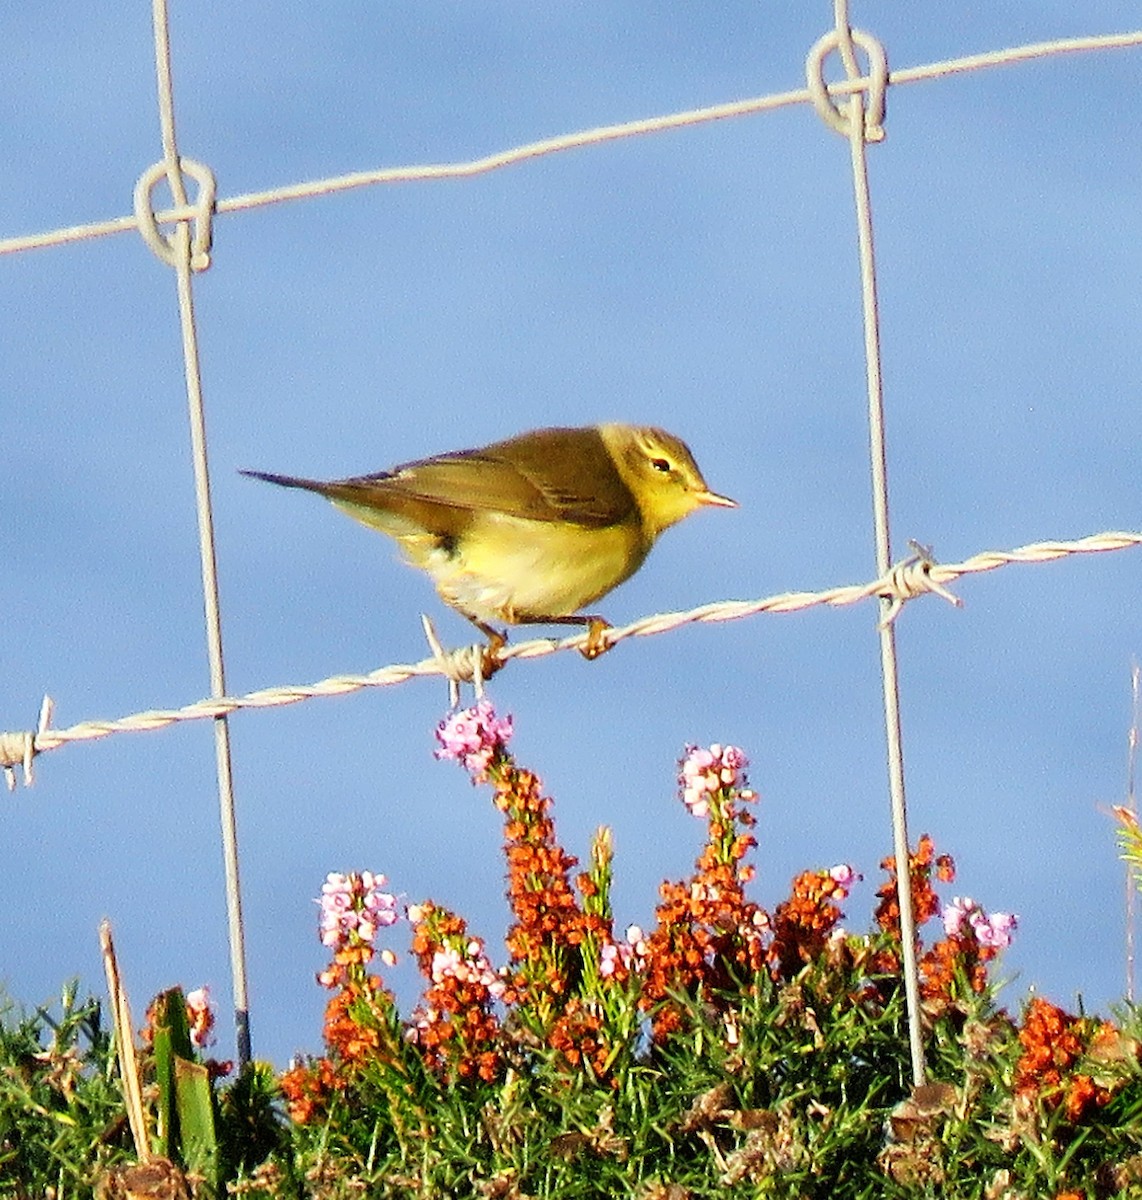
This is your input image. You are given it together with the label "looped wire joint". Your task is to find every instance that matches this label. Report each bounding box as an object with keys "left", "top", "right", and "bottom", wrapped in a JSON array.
[
  {"left": 806, "top": 24, "right": 888, "bottom": 142},
  {"left": 420, "top": 616, "right": 503, "bottom": 707},
  {"left": 878, "top": 544, "right": 963, "bottom": 628},
  {"left": 133, "top": 158, "right": 216, "bottom": 271},
  {"left": 0, "top": 696, "right": 54, "bottom": 791}
]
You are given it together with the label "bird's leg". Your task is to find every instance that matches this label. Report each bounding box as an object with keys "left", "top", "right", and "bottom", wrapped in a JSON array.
[
  {"left": 530, "top": 614, "right": 613, "bottom": 660},
  {"left": 468, "top": 617, "right": 508, "bottom": 674},
  {"left": 582, "top": 617, "right": 611, "bottom": 660}
]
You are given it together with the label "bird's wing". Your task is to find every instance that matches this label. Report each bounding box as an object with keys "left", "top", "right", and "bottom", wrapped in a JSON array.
[{"left": 348, "top": 427, "right": 639, "bottom": 528}]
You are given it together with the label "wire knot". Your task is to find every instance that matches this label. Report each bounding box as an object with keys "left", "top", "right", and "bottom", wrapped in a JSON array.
[
  {"left": 806, "top": 22, "right": 888, "bottom": 142},
  {"left": 134, "top": 158, "right": 216, "bottom": 271},
  {"left": 877, "top": 545, "right": 963, "bottom": 627},
  {"left": 0, "top": 697, "right": 54, "bottom": 791},
  {"left": 421, "top": 616, "right": 503, "bottom": 707}
]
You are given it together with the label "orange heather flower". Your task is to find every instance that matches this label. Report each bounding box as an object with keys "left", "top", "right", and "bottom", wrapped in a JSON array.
[
  {"left": 434, "top": 703, "right": 588, "bottom": 1002},
  {"left": 295, "top": 869, "right": 407, "bottom": 1098},
  {"left": 492, "top": 759, "right": 591, "bottom": 1008},
  {"left": 1014, "top": 998, "right": 1117, "bottom": 1122},
  {"left": 640, "top": 745, "right": 768, "bottom": 1038},
  {"left": 767, "top": 865, "right": 855, "bottom": 981},
  {"left": 547, "top": 998, "right": 613, "bottom": 1080},
  {"left": 439, "top": 715, "right": 759, "bottom": 1070},
  {"left": 917, "top": 936, "right": 992, "bottom": 1014},
  {"left": 875, "top": 834, "right": 954, "bottom": 937},
  {"left": 321, "top": 977, "right": 393, "bottom": 1067},
  {"left": 408, "top": 901, "right": 505, "bottom": 1083},
  {"left": 279, "top": 1056, "right": 339, "bottom": 1125}
]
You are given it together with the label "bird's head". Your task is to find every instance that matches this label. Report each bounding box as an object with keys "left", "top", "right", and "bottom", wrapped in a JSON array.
[{"left": 598, "top": 423, "right": 736, "bottom": 539}]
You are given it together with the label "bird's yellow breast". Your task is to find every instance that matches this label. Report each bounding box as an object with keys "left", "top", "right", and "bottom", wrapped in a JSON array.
[{"left": 392, "top": 511, "right": 651, "bottom": 625}]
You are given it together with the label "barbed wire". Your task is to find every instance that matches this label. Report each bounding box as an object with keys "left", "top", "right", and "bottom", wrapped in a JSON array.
[
  {"left": 3, "top": 528, "right": 1139, "bottom": 790},
  {"left": 0, "top": 30, "right": 1138, "bottom": 260}
]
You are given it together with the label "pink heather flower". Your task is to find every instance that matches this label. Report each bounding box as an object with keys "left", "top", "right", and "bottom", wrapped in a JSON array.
[
  {"left": 317, "top": 871, "right": 398, "bottom": 950},
  {"left": 405, "top": 1007, "right": 439, "bottom": 1044},
  {"left": 942, "top": 896, "right": 1018, "bottom": 950},
  {"left": 435, "top": 701, "right": 514, "bottom": 782},
  {"left": 430, "top": 941, "right": 504, "bottom": 997},
  {"left": 185, "top": 987, "right": 214, "bottom": 1049},
  {"left": 829, "top": 863, "right": 859, "bottom": 889},
  {"left": 679, "top": 743, "right": 751, "bottom": 817},
  {"left": 942, "top": 895, "right": 974, "bottom": 938},
  {"left": 431, "top": 947, "right": 463, "bottom": 983},
  {"left": 186, "top": 986, "right": 209, "bottom": 1011},
  {"left": 599, "top": 938, "right": 637, "bottom": 978},
  {"left": 604, "top": 924, "right": 648, "bottom": 974},
  {"left": 973, "top": 909, "right": 1018, "bottom": 950}
]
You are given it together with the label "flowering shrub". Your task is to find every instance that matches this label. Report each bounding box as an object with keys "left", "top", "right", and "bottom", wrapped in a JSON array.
[
  {"left": 267, "top": 704, "right": 1142, "bottom": 1197},
  {"left": 6, "top": 704, "right": 1142, "bottom": 1198}
]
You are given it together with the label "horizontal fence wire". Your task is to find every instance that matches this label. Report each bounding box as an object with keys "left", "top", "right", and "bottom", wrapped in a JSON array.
[
  {"left": 3, "top": 528, "right": 1140, "bottom": 788},
  {"left": 1, "top": 31, "right": 1139, "bottom": 260}
]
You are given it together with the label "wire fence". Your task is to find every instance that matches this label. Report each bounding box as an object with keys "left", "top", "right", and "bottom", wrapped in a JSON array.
[{"left": 3, "top": 0, "right": 1140, "bottom": 1081}]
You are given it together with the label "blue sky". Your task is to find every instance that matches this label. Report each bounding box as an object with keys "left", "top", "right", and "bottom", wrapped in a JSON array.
[{"left": 2, "top": 4, "right": 1141, "bottom": 1067}]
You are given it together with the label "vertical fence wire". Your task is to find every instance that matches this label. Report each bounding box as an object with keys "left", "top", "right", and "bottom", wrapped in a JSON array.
[
  {"left": 1127, "top": 664, "right": 1140, "bottom": 1004},
  {"left": 844, "top": 93, "right": 928, "bottom": 1092},
  {"left": 146, "top": 0, "right": 251, "bottom": 1066},
  {"left": 810, "top": 0, "right": 926, "bottom": 1086}
]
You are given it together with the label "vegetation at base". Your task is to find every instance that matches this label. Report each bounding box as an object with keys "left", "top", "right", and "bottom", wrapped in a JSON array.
[{"left": 3, "top": 705, "right": 1142, "bottom": 1198}]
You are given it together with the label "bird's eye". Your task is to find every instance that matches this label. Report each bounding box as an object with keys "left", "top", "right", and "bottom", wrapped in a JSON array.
[{"left": 650, "top": 457, "right": 671, "bottom": 473}]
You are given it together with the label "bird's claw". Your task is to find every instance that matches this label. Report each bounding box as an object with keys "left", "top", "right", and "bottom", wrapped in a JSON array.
[
  {"left": 482, "top": 630, "right": 507, "bottom": 677},
  {"left": 580, "top": 618, "right": 612, "bottom": 661}
]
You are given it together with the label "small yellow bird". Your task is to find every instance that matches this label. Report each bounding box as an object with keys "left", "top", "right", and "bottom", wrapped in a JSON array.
[{"left": 242, "top": 423, "right": 735, "bottom": 658}]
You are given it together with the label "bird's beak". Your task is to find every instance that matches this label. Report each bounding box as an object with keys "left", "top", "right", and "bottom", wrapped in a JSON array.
[{"left": 695, "top": 489, "right": 737, "bottom": 509}]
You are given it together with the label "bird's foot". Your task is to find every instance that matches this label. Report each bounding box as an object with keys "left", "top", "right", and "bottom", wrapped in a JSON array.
[
  {"left": 481, "top": 629, "right": 507, "bottom": 677},
  {"left": 581, "top": 617, "right": 612, "bottom": 661}
]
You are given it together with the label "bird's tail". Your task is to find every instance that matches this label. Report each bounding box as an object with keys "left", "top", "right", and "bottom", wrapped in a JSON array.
[{"left": 239, "top": 469, "right": 331, "bottom": 495}]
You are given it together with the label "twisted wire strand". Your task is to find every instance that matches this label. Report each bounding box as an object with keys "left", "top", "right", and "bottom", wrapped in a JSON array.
[
  {"left": 3, "top": 529, "right": 1138, "bottom": 774},
  {"left": 1, "top": 31, "right": 1138, "bottom": 260}
]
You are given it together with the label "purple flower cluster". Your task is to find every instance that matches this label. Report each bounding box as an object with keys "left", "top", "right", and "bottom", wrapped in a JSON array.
[
  {"left": 430, "top": 941, "right": 507, "bottom": 999},
  {"left": 679, "top": 743, "right": 752, "bottom": 818},
  {"left": 942, "top": 895, "right": 1018, "bottom": 950},
  {"left": 318, "top": 871, "right": 399, "bottom": 950},
  {"left": 185, "top": 986, "right": 214, "bottom": 1049},
  {"left": 435, "top": 701, "right": 514, "bottom": 782},
  {"left": 829, "top": 863, "right": 859, "bottom": 889}
]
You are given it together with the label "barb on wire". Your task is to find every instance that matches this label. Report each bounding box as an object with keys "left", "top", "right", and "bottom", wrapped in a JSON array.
[
  {"left": 0, "top": 697, "right": 53, "bottom": 792},
  {"left": 3, "top": 528, "right": 1139, "bottom": 788},
  {"left": 1, "top": 31, "right": 1139, "bottom": 260},
  {"left": 420, "top": 615, "right": 500, "bottom": 707},
  {"left": 877, "top": 542, "right": 963, "bottom": 629}
]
